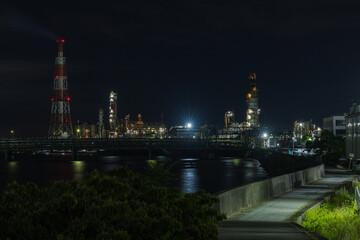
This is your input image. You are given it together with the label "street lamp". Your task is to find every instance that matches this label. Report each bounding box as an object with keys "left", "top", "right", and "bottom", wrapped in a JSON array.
[
  {"left": 76, "top": 129, "right": 80, "bottom": 138},
  {"left": 262, "top": 133, "right": 268, "bottom": 148},
  {"left": 186, "top": 123, "right": 192, "bottom": 128},
  {"left": 10, "top": 130, "right": 14, "bottom": 139},
  {"left": 292, "top": 137, "right": 297, "bottom": 155}
]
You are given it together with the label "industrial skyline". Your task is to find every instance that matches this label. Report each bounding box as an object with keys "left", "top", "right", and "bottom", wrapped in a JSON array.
[{"left": 0, "top": 1, "right": 357, "bottom": 136}]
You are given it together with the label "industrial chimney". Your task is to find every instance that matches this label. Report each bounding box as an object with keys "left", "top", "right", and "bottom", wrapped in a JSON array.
[{"left": 48, "top": 40, "right": 73, "bottom": 138}]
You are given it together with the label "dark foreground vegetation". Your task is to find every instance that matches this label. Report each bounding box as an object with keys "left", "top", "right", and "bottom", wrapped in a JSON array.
[
  {"left": 0, "top": 163, "right": 225, "bottom": 240},
  {"left": 250, "top": 150, "right": 320, "bottom": 176}
]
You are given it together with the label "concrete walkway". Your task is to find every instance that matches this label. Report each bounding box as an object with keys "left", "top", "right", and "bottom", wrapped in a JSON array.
[{"left": 218, "top": 169, "right": 354, "bottom": 239}]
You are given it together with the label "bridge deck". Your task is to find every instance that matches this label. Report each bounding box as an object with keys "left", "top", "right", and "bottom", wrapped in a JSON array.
[{"left": 0, "top": 138, "right": 245, "bottom": 152}]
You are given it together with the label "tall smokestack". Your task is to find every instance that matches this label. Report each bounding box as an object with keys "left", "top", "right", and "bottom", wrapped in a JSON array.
[
  {"left": 246, "top": 73, "right": 260, "bottom": 128},
  {"left": 109, "top": 91, "right": 118, "bottom": 138},
  {"left": 98, "top": 108, "right": 104, "bottom": 138},
  {"left": 48, "top": 40, "right": 73, "bottom": 138}
]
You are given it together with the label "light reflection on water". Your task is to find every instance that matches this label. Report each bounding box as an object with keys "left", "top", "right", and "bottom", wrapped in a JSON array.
[
  {"left": 0, "top": 155, "right": 268, "bottom": 194},
  {"left": 72, "top": 161, "right": 85, "bottom": 182},
  {"left": 180, "top": 158, "right": 199, "bottom": 193}
]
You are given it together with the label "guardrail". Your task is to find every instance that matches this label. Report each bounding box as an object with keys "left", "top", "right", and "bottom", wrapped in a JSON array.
[{"left": 356, "top": 186, "right": 360, "bottom": 217}]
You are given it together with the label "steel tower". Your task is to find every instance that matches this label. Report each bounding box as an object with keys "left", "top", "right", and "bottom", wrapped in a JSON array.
[
  {"left": 246, "top": 73, "right": 260, "bottom": 128},
  {"left": 48, "top": 40, "right": 73, "bottom": 138}
]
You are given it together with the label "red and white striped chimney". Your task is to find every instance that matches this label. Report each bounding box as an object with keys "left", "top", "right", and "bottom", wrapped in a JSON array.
[{"left": 48, "top": 40, "right": 73, "bottom": 138}]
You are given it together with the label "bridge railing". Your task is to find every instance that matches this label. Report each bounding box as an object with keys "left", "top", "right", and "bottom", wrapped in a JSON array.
[{"left": 0, "top": 138, "right": 244, "bottom": 151}]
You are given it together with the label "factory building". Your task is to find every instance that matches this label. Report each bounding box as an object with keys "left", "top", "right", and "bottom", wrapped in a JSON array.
[
  {"left": 168, "top": 125, "right": 200, "bottom": 139},
  {"left": 74, "top": 122, "right": 97, "bottom": 138},
  {"left": 225, "top": 111, "right": 235, "bottom": 128},
  {"left": 220, "top": 72, "right": 263, "bottom": 139},
  {"left": 246, "top": 73, "right": 260, "bottom": 128},
  {"left": 294, "top": 120, "right": 321, "bottom": 139},
  {"left": 323, "top": 116, "right": 346, "bottom": 137},
  {"left": 346, "top": 103, "right": 360, "bottom": 160},
  {"left": 109, "top": 91, "right": 118, "bottom": 138},
  {"left": 97, "top": 108, "right": 106, "bottom": 138},
  {"left": 218, "top": 110, "right": 248, "bottom": 139},
  {"left": 122, "top": 114, "right": 166, "bottom": 138}
]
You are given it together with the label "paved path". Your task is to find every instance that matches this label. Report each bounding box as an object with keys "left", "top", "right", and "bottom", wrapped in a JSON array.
[
  {"left": 218, "top": 169, "right": 354, "bottom": 239},
  {"left": 218, "top": 221, "right": 315, "bottom": 240}
]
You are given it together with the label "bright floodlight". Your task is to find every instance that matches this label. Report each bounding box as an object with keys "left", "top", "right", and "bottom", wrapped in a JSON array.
[
  {"left": 186, "top": 123, "right": 192, "bottom": 128},
  {"left": 263, "top": 133, "right": 268, "bottom": 138}
]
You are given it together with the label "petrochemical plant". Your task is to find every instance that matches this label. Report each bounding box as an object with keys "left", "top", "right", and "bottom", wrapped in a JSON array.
[
  {"left": 47, "top": 40, "right": 263, "bottom": 140},
  {"left": 218, "top": 73, "right": 261, "bottom": 139}
]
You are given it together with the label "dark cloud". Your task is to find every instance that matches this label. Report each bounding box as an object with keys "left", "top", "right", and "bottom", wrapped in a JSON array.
[
  {"left": 0, "top": 6, "right": 59, "bottom": 39},
  {"left": 0, "top": 60, "right": 51, "bottom": 75}
]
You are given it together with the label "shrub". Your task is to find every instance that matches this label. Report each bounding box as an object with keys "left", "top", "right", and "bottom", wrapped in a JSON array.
[
  {"left": 0, "top": 166, "right": 225, "bottom": 240},
  {"left": 301, "top": 188, "right": 360, "bottom": 240},
  {"left": 250, "top": 150, "right": 319, "bottom": 176}
]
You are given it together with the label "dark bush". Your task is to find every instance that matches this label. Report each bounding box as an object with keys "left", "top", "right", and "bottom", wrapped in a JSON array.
[
  {"left": 0, "top": 166, "right": 225, "bottom": 240},
  {"left": 250, "top": 150, "right": 319, "bottom": 176},
  {"left": 322, "top": 152, "right": 341, "bottom": 167}
]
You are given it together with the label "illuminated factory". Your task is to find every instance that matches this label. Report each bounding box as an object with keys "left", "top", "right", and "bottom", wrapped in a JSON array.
[
  {"left": 45, "top": 41, "right": 167, "bottom": 139},
  {"left": 225, "top": 110, "right": 235, "bottom": 128},
  {"left": 246, "top": 73, "right": 260, "bottom": 128},
  {"left": 218, "top": 73, "right": 261, "bottom": 139},
  {"left": 123, "top": 114, "right": 166, "bottom": 138},
  {"left": 294, "top": 120, "right": 321, "bottom": 139},
  {"left": 103, "top": 91, "right": 166, "bottom": 138},
  {"left": 45, "top": 43, "right": 260, "bottom": 140},
  {"left": 109, "top": 91, "right": 118, "bottom": 138},
  {"left": 219, "top": 110, "right": 247, "bottom": 139}
]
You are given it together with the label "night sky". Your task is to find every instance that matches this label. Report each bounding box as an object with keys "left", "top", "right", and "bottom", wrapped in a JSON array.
[{"left": 0, "top": 1, "right": 359, "bottom": 137}]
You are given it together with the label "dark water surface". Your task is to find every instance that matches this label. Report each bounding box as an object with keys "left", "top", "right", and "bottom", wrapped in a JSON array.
[{"left": 0, "top": 154, "right": 268, "bottom": 193}]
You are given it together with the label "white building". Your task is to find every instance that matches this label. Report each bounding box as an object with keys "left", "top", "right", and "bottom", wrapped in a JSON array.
[
  {"left": 346, "top": 104, "right": 360, "bottom": 159},
  {"left": 323, "top": 116, "right": 346, "bottom": 137}
]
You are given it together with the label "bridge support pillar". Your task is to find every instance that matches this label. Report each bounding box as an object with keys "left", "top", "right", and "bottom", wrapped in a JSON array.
[
  {"left": 148, "top": 138, "right": 152, "bottom": 159},
  {"left": 202, "top": 151, "right": 215, "bottom": 159},
  {"left": 3, "top": 151, "right": 8, "bottom": 161},
  {"left": 72, "top": 149, "right": 77, "bottom": 161},
  {"left": 148, "top": 149, "right": 152, "bottom": 159},
  {"left": 4, "top": 151, "right": 16, "bottom": 161},
  {"left": 3, "top": 151, "right": 15, "bottom": 161}
]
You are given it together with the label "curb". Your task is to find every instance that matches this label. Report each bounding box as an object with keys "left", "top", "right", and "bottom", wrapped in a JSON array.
[
  {"left": 289, "top": 222, "right": 328, "bottom": 240},
  {"left": 286, "top": 175, "right": 357, "bottom": 224},
  {"left": 285, "top": 175, "right": 358, "bottom": 240}
]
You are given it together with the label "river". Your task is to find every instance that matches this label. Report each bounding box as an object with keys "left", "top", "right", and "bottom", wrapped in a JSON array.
[{"left": 0, "top": 154, "right": 268, "bottom": 194}]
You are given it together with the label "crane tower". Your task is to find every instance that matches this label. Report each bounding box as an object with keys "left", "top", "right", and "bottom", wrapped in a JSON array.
[
  {"left": 246, "top": 73, "right": 260, "bottom": 128},
  {"left": 48, "top": 40, "right": 73, "bottom": 138}
]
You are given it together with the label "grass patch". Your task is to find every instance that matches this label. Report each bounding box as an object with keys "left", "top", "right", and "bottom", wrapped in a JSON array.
[{"left": 301, "top": 187, "right": 360, "bottom": 240}]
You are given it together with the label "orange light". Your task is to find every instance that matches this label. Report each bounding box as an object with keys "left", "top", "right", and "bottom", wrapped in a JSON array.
[{"left": 247, "top": 93, "right": 252, "bottom": 98}]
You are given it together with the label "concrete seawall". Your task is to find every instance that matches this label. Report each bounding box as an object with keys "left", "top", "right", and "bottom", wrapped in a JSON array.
[{"left": 214, "top": 163, "right": 325, "bottom": 217}]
